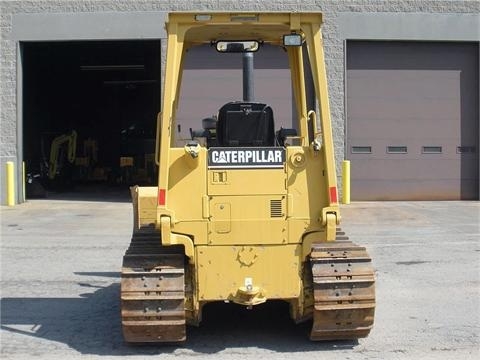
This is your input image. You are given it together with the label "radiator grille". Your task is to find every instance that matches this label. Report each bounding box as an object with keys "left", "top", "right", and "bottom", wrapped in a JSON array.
[{"left": 270, "top": 199, "right": 283, "bottom": 218}]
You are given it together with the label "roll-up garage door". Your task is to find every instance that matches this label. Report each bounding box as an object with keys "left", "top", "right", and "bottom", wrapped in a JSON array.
[{"left": 347, "top": 41, "right": 479, "bottom": 200}]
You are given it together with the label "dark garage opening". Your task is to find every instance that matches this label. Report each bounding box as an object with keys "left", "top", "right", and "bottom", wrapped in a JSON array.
[{"left": 22, "top": 40, "right": 161, "bottom": 199}]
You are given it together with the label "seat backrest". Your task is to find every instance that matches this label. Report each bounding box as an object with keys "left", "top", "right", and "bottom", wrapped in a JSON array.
[{"left": 216, "top": 102, "right": 275, "bottom": 147}]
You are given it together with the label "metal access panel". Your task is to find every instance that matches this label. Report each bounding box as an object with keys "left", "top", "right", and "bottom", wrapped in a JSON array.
[{"left": 346, "top": 41, "right": 479, "bottom": 200}]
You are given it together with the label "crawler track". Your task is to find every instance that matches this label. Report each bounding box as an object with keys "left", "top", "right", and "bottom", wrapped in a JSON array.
[
  {"left": 121, "top": 232, "right": 186, "bottom": 343},
  {"left": 120, "top": 229, "right": 374, "bottom": 342},
  {"left": 309, "top": 236, "right": 376, "bottom": 340}
]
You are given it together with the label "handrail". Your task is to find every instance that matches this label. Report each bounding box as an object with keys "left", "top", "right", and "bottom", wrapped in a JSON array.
[
  {"left": 155, "top": 112, "right": 162, "bottom": 165},
  {"left": 308, "top": 110, "right": 322, "bottom": 138}
]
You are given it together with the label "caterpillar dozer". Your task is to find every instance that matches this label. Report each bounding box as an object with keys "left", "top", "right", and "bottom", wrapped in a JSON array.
[{"left": 121, "top": 12, "right": 375, "bottom": 343}]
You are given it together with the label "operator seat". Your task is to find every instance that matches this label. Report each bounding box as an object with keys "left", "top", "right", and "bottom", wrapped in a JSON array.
[{"left": 216, "top": 102, "right": 275, "bottom": 147}]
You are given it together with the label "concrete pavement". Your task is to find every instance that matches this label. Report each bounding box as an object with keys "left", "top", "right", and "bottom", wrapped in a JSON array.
[{"left": 1, "top": 195, "right": 479, "bottom": 359}]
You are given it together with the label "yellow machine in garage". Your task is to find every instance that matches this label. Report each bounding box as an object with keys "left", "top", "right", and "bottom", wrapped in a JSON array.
[{"left": 121, "top": 12, "right": 375, "bottom": 343}]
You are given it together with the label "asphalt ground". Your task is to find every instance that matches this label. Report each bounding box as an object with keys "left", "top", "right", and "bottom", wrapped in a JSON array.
[{"left": 1, "top": 190, "right": 479, "bottom": 359}]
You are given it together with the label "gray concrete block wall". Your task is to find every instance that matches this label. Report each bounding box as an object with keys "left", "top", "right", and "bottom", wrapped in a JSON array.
[
  {"left": 1, "top": 4, "right": 18, "bottom": 203},
  {"left": 0, "top": 0, "right": 479, "bottom": 204}
]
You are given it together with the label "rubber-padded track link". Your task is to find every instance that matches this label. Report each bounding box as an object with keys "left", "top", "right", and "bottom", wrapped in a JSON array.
[
  {"left": 121, "top": 232, "right": 186, "bottom": 343},
  {"left": 309, "top": 240, "right": 375, "bottom": 341}
]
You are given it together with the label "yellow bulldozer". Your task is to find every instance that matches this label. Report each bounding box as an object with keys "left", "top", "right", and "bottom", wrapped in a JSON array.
[{"left": 121, "top": 12, "right": 375, "bottom": 343}]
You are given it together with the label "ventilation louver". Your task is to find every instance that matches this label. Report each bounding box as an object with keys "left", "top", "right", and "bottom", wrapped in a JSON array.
[{"left": 270, "top": 199, "right": 283, "bottom": 218}]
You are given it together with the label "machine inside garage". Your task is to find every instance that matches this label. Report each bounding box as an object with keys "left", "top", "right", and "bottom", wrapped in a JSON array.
[
  {"left": 346, "top": 41, "right": 479, "bottom": 200},
  {"left": 21, "top": 40, "right": 161, "bottom": 196}
]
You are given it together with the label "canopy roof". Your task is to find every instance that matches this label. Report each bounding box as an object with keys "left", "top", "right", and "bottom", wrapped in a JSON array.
[{"left": 166, "top": 12, "right": 323, "bottom": 46}]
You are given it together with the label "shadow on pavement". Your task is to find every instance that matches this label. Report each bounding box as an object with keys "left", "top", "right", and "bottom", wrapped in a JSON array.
[
  {"left": 0, "top": 275, "right": 357, "bottom": 355},
  {"left": 31, "top": 184, "right": 132, "bottom": 203}
]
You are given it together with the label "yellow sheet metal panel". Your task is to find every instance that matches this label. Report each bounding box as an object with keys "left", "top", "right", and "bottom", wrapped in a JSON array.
[
  {"left": 196, "top": 244, "right": 302, "bottom": 301},
  {"left": 167, "top": 148, "right": 207, "bottom": 221},
  {"left": 208, "top": 195, "right": 287, "bottom": 245},
  {"left": 286, "top": 146, "right": 327, "bottom": 220},
  {"left": 207, "top": 168, "right": 286, "bottom": 196}
]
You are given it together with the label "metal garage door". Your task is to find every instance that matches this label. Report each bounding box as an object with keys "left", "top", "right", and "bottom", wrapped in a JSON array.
[{"left": 347, "top": 41, "right": 479, "bottom": 200}]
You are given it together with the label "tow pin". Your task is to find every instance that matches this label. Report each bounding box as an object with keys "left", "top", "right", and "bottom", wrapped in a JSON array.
[{"left": 245, "top": 277, "right": 253, "bottom": 292}]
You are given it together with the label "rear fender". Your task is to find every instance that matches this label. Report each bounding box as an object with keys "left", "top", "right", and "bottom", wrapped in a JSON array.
[
  {"left": 160, "top": 216, "right": 195, "bottom": 264},
  {"left": 130, "top": 186, "right": 158, "bottom": 231}
]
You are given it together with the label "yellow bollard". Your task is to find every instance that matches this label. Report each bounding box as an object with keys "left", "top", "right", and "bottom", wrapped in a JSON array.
[
  {"left": 23, "top": 161, "right": 26, "bottom": 202},
  {"left": 6, "top": 161, "right": 16, "bottom": 206},
  {"left": 342, "top": 160, "right": 350, "bottom": 205}
]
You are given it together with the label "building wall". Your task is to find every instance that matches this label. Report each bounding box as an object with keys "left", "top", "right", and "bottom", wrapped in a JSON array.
[{"left": 1, "top": 0, "right": 479, "bottom": 204}]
